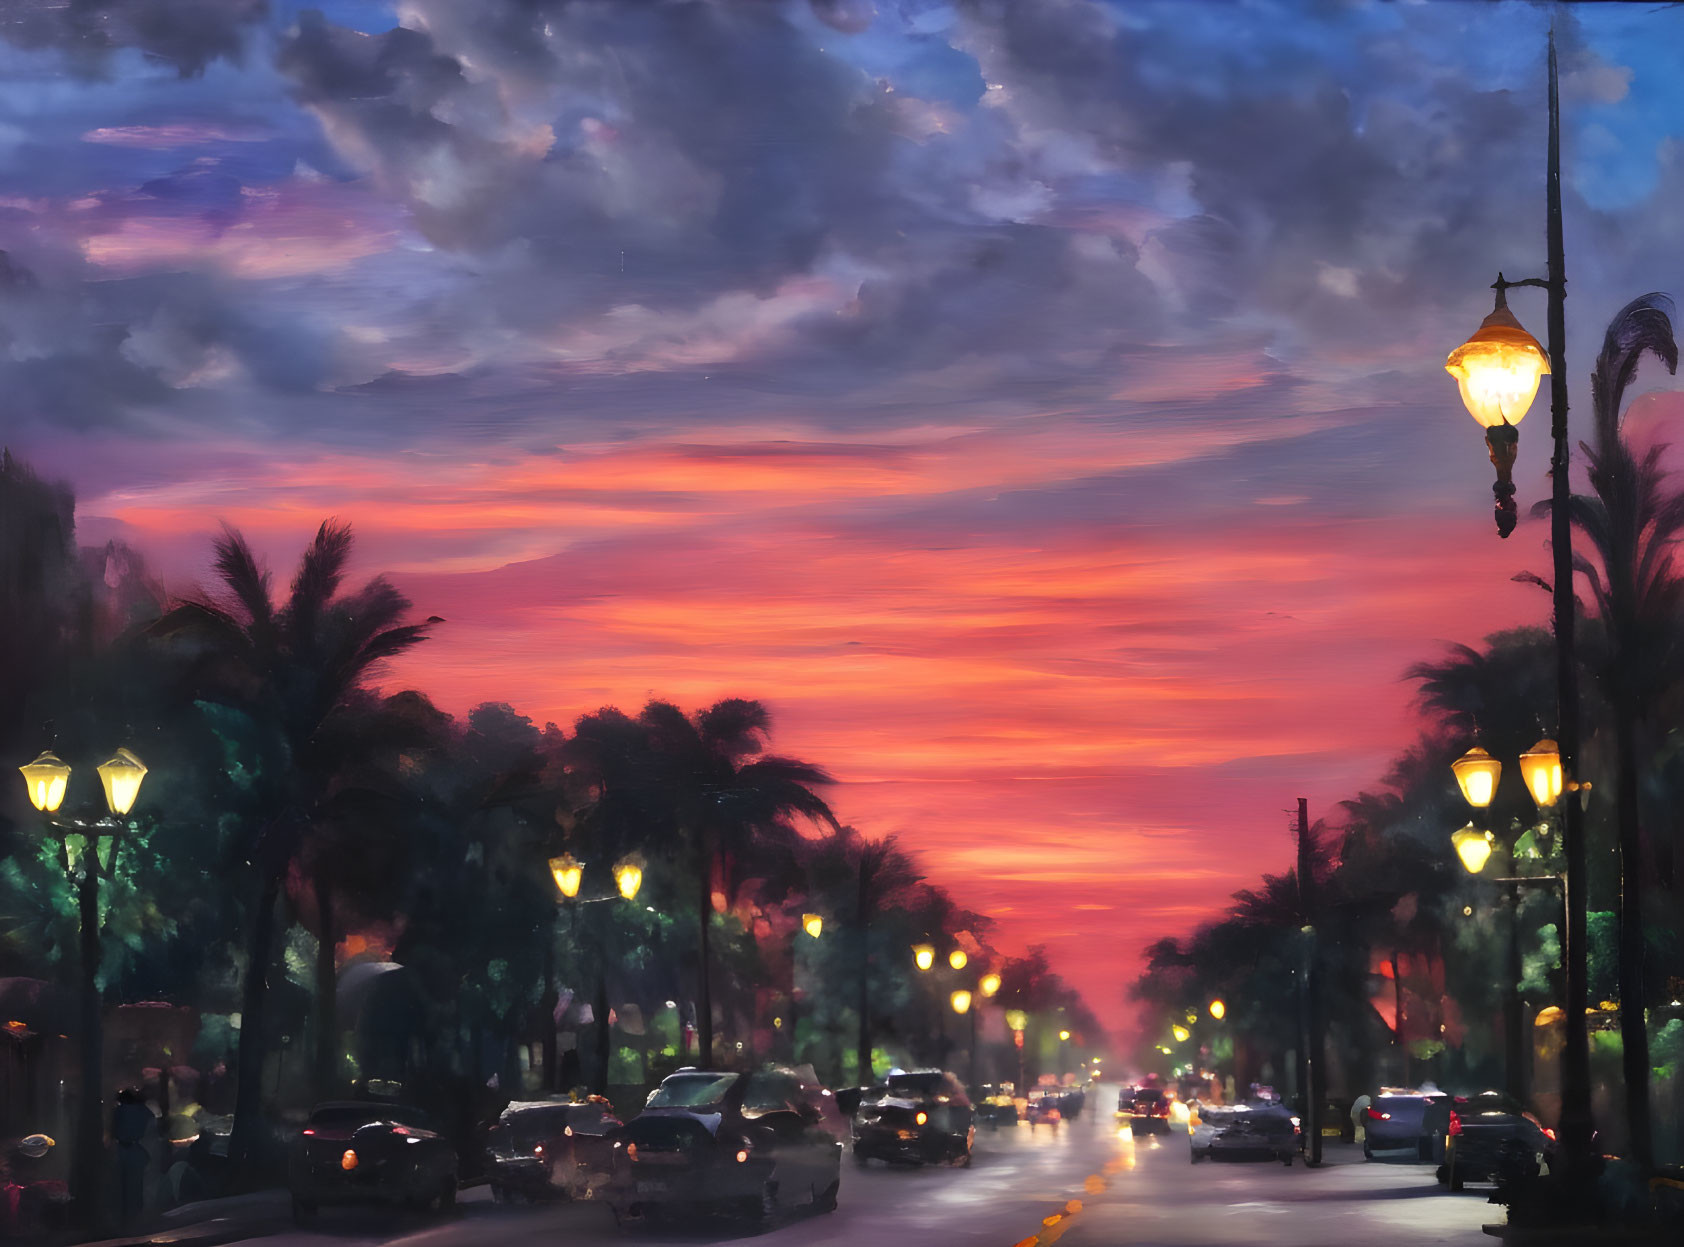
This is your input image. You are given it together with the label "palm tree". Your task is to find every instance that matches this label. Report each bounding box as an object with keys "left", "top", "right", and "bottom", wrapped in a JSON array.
[
  {"left": 151, "top": 521, "right": 438, "bottom": 1178},
  {"left": 1561, "top": 293, "right": 1680, "bottom": 1170},
  {"left": 635, "top": 699, "right": 835, "bottom": 1066}
]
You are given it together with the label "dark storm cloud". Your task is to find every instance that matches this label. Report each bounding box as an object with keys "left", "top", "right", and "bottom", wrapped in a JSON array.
[{"left": 0, "top": 0, "right": 266, "bottom": 77}]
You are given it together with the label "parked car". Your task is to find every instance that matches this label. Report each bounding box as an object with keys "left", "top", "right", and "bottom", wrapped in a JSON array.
[
  {"left": 851, "top": 1070, "right": 974, "bottom": 1166},
  {"left": 1431, "top": 1092, "right": 1556, "bottom": 1191},
  {"left": 1057, "top": 1086, "right": 1086, "bottom": 1119},
  {"left": 1025, "top": 1090, "right": 1063, "bottom": 1128},
  {"left": 484, "top": 1097, "right": 622, "bottom": 1202},
  {"left": 1188, "top": 1099, "right": 1301, "bottom": 1165},
  {"left": 1362, "top": 1089, "right": 1449, "bottom": 1160},
  {"left": 1123, "top": 1087, "right": 1175, "bottom": 1134},
  {"left": 607, "top": 1067, "right": 843, "bottom": 1226},
  {"left": 288, "top": 1101, "right": 459, "bottom": 1221},
  {"left": 972, "top": 1083, "right": 1020, "bottom": 1128}
]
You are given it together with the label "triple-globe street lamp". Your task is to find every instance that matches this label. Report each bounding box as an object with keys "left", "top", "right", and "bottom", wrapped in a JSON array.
[{"left": 18, "top": 746, "right": 149, "bottom": 1216}]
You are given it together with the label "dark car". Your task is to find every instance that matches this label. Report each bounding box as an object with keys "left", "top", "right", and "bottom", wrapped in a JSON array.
[
  {"left": 851, "top": 1070, "right": 974, "bottom": 1167},
  {"left": 484, "top": 1098, "right": 622, "bottom": 1202},
  {"left": 1432, "top": 1092, "right": 1555, "bottom": 1191},
  {"left": 1362, "top": 1089, "right": 1449, "bottom": 1160},
  {"left": 1056, "top": 1086, "right": 1086, "bottom": 1119},
  {"left": 1188, "top": 1099, "right": 1301, "bottom": 1165},
  {"left": 288, "top": 1102, "right": 458, "bottom": 1221},
  {"left": 607, "top": 1068, "right": 843, "bottom": 1226},
  {"left": 1124, "top": 1087, "right": 1174, "bottom": 1134},
  {"left": 971, "top": 1083, "right": 1020, "bottom": 1128}
]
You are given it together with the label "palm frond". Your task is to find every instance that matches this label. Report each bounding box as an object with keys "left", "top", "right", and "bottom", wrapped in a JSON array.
[
  {"left": 698, "top": 698, "right": 771, "bottom": 757},
  {"left": 287, "top": 519, "right": 355, "bottom": 653},
  {"left": 1590, "top": 292, "right": 1677, "bottom": 451}
]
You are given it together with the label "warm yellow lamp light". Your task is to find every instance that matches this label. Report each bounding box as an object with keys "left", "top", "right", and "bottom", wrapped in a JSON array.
[
  {"left": 802, "top": 913, "right": 823, "bottom": 939},
  {"left": 948, "top": 949, "right": 968, "bottom": 971},
  {"left": 1451, "top": 746, "right": 1502, "bottom": 808},
  {"left": 1208, "top": 999, "right": 1226, "bottom": 1021},
  {"left": 912, "top": 943, "right": 935, "bottom": 972},
  {"left": 1446, "top": 297, "right": 1550, "bottom": 429},
  {"left": 950, "top": 989, "right": 972, "bottom": 1015},
  {"left": 96, "top": 748, "right": 147, "bottom": 816},
  {"left": 1171, "top": 1024, "right": 1190, "bottom": 1043},
  {"left": 613, "top": 856, "right": 644, "bottom": 901},
  {"left": 1519, "top": 739, "right": 1563, "bottom": 808},
  {"left": 549, "top": 853, "right": 583, "bottom": 899},
  {"left": 1058, "top": 1029, "right": 1071, "bottom": 1042},
  {"left": 19, "top": 752, "right": 71, "bottom": 813},
  {"left": 979, "top": 972, "right": 1001, "bottom": 998},
  {"left": 1452, "top": 824, "right": 1495, "bottom": 874},
  {"left": 1005, "top": 1009, "right": 1028, "bottom": 1032}
]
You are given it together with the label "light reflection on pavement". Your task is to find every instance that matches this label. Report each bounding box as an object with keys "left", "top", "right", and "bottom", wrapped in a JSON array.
[{"left": 248, "top": 1086, "right": 1497, "bottom": 1247}]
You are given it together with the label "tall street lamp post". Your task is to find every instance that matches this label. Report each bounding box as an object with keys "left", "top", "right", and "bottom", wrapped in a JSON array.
[
  {"left": 785, "top": 913, "right": 822, "bottom": 1066},
  {"left": 548, "top": 851, "right": 644, "bottom": 1095},
  {"left": 1442, "top": 31, "right": 1592, "bottom": 1181},
  {"left": 1450, "top": 741, "right": 1565, "bottom": 1106},
  {"left": 19, "top": 746, "right": 149, "bottom": 1224},
  {"left": 1005, "top": 1009, "right": 1028, "bottom": 1099}
]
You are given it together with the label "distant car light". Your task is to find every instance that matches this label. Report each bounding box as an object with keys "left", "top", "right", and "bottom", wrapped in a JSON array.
[
  {"left": 916, "top": 1111, "right": 928, "bottom": 1126},
  {"left": 341, "top": 1150, "right": 358, "bottom": 1171},
  {"left": 736, "top": 1149, "right": 750, "bottom": 1163},
  {"left": 301, "top": 1128, "right": 315, "bottom": 1137},
  {"left": 1448, "top": 1111, "right": 1463, "bottom": 1138},
  {"left": 564, "top": 1125, "right": 573, "bottom": 1137}
]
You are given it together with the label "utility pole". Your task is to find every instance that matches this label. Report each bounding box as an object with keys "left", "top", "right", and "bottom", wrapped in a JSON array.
[{"left": 1296, "top": 797, "right": 1322, "bottom": 1165}]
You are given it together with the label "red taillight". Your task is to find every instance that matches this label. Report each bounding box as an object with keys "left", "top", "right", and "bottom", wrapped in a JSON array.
[
  {"left": 1447, "top": 1111, "right": 1462, "bottom": 1138},
  {"left": 390, "top": 1126, "right": 412, "bottom": 1136},
  {"left": 626, "top": 1142, "right": 639, "bottom": 1162},
  {"left": 302, "top": 1128, "right": 316, "bottom": 1136},
  {"left": 1542, "top": 1127, "right": 1556, "bottom": 1141},
  {"left": 1365, "top": 1108, "right": 1390, "bottom": 1121}
]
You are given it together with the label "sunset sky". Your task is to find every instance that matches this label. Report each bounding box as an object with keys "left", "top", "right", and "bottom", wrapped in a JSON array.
[{"left": 7, "top": 0, "right": 1684, "bottom": 1041}]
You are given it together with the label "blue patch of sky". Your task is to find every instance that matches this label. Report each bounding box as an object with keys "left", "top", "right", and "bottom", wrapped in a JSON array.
[
  {"left": 271, "top": 0, "right": 398, "bottom": 35},
  {"left": 1568, "top": 4, "right": 1684, "bottom": 211},
  {"left": 787, "top": 0, "right": 984, "bottom": 109}
]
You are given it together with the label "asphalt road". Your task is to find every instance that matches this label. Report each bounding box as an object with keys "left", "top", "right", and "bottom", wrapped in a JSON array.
[{"left": 236, "top": 1088, "right": 1499, "bottom": 1247}]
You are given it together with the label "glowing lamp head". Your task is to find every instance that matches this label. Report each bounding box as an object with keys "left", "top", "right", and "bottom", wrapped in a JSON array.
[
  {"left": 979, "top": 972, "right": 1001, "bottom": 998},
  {"left": 1519, "top": 739, "right": 1563, "bottom": 808},
  {"left": 96, "top": 748, "right": 147, "bottom": 816},
  {"left": 1451, "top": 746, "right": 1502, "bottom": 809},
  {"left": 948, "top": 949, "right": 968, "bottom": 971},
  {"left": 1446, "top": 296, "right": 1550, "bottom": 429},
  {"left": 1208, "top": 999, "right": 1226, "bottom": 1021},
  {"left": 1171, "top": 1024, "right": 1190, "bottom": 1043},
  {"left": 1452, "top": 823, "right": 1495, "bottom": 874},
  {"left": 1005, "top": 1009, "right": 1028, "bottom": 1032},
  {"left": 549, "top": 853, "right": 583, "bottom": 899},
  {"left": 19, "top": 752, "right": 71, "bottom": 814},
  {"left": 950, "top": 989, "right": 972, "bottom": 1014},
  {"left": 802, "top": 912, "right": 823, "bottom": 939},
  {"left": 613, "top": 856, "right": 644, "bottom": 901},
  {"left": 1058, "top": 1029, "right": 1071, "bottom": 1042},
  {"left": 912, "top": 943, "right": 935, "bottom": 972}
]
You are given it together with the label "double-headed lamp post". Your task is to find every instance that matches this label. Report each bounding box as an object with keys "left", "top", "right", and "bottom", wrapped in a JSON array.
[
  {"left": 19, "top": 746, "right": 149, "bottom": 1219},
  {"left": 548, "top": 851, "right": 644, "bottom": 1094},
  {"left": 1442, "top": 30, "right": 1592, "bottom": 1179}
]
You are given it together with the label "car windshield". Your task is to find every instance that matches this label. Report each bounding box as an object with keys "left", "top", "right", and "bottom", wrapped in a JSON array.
[
  {"left": 886, "top": 1073, "right": 945, "bottom": 1097},
  {"left": 647, "top": 1073, "right": 739, "bottom": 1108}
]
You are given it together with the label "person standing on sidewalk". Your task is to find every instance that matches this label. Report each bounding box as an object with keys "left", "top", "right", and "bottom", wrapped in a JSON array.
[{"left": 112, "top": 1087, "right": 153, "bottom": 1228}]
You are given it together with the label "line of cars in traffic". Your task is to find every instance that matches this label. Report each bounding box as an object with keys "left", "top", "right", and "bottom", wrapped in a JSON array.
[
  {"left": 285, "top": 1063, "right": 1044, "bottom": 1228},
  {"left": 1108, "top": 1079, "right": 1556, "bottom": 1190}
]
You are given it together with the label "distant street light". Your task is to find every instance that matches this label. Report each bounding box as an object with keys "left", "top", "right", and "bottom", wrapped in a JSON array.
[
  {"left": 1451, "top": 746, "right": 1503, "bottom": 809},
  {"left": 912, "top": 943, "right": 935, "bottom": 972},
  {"left": 19, "top": 744, "right": 149, "bottom": 1220},
  {"left": 613, "top": 855, "right": 644, "bottom": 901},
  {"left": 1058, "top": 1029, "right": 1071, "bottom": 1042},
  {"left": 802, "top": 913, "right": 823, "bottom": 939},
  {"left": 1451, "top": 824, "right": 1495, "bottom": 875},
  {"left": 979, "top": 972, "right": 1001, "bottom": 998},
  {"left": 1208, "top": 999, "right": 1226, "bottom": 1021},
  {"left": 950, "top": 990, "right": 972, "bottom": 1014},
  {"left": 549, "top": 853, "right": 584, "bottom": 899},
  {"left": 1171, "top": 1024, "right": 1190, "bottom": 1044},
  {"left": 948, "top": 949, "right": 968, "bottom": 971},
  {"left": 1519, "top": 739, "right": 1563, "bottom": 808}
]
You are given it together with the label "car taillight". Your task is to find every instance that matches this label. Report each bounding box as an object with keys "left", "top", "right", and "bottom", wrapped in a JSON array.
[
  {"left": 626, "top": 1143, "right": 639, "bottom": 1162},
  {"left": 341, "top": 1149, "right": 358, "bottom": 1171},
  {"left": 302, "top": 1128, "right": 315, "bottom": 1137},
  {"left": 915, "top": 1111, "right": 928, "bottom": 1126},
  {"left": 1541, "top": 1127, "right": 1556, "bottom": 1142},
  {"left": 1447, "top": 1111, "right": 1462, "bottom": 1138},
  {"left": 533, "top": 1144, "right": 545, "bottom": 1158},
  {"left": 1365, "top": 1108, "right": 1390, "bottom": 1122}
]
